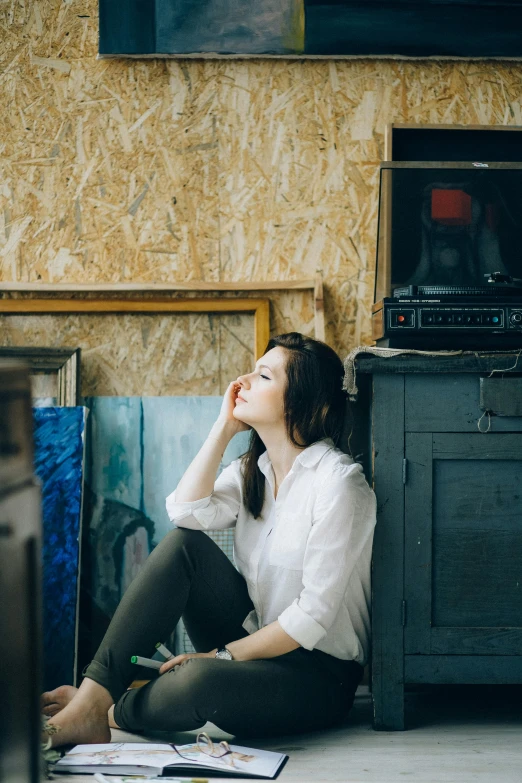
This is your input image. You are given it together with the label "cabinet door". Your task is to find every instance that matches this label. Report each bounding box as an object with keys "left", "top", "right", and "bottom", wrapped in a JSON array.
[{"left": 404, "top": 432, "right": 522, "bottom": 655}]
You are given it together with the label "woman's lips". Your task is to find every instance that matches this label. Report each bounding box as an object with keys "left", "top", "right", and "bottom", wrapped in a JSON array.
[{"left": 236, "top": 395, "right": 247, "bottom": 403}]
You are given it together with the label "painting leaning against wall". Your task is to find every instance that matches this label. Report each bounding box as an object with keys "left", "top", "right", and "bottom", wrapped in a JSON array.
[
  {"left": 77, "top": 396, "right": 250, "bottom": 676},
  {"left": 33, "top": 406, "right": 86, "bottom": 692}
]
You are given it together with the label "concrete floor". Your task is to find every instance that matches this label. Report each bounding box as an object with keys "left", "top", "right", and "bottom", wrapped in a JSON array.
[{"left": 50, "top": 685, "right": 522, "bottom": 783}]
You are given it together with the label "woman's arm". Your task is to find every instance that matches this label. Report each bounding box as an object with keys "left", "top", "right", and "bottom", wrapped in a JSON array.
[
  {"left": 159, "top": 622, "right": 300, "bottom": 672},
  {"left": 174, "top": 418, "right": 236, "bottom": 502},
  {"left": 223, "top": 468, "right": 374, "bottom": 662},
  {"left": 225, "top": 620, "right": 300, "bottom": 661},
  {"left": 175, "top": 380, "right": 249, "bottom": 502},
  {"left": 166, "top": 379, "right": 252, "bottom": 535}
]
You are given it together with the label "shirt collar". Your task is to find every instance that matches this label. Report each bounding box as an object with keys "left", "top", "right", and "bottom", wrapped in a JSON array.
[{"left": 257, "top": 437, "right": 335, "bottom": 474}]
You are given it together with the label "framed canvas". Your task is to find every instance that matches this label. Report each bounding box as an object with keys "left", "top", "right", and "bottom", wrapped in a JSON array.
[{"left": 0, "top": 347, "right": 80, "bottom": 407}]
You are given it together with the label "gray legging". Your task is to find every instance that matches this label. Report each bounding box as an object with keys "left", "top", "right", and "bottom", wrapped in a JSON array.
[{"left": 84, "top": 528, "right": 364, "bottom": 738}]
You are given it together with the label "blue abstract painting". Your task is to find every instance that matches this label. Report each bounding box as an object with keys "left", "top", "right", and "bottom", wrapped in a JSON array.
[
  {"left": 100, "top": 0, "right": 304, "bottom": 56},
  {"left": 78, "top": 397, "right": 249, "bottom": 668},
  {"left": 33, "top": 407, "right": 86, "bottom": 691}
]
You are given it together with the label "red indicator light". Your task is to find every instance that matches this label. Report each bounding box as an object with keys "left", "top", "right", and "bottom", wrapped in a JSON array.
[{"left": 398, "top": 315, "right": 405, "bottom": 323}]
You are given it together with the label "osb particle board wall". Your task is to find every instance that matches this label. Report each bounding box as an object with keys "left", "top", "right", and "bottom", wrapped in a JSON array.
[{"left": 2, "top": 1, "right": 522, "bottom": 394}]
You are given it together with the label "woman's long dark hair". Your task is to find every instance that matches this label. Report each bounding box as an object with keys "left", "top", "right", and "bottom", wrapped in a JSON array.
[{"left": 240, "top": 332, "right": 347, "bottom": 519}]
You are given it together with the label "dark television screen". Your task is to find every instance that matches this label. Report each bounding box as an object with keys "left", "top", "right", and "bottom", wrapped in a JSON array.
[{"left": 375, "top": 164, "right": 522, "bottom": 300}]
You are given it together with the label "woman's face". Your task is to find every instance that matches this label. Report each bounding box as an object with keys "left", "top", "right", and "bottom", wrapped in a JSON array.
[{"left": 232, "top": 347, "right": 287, "bottom": 428}]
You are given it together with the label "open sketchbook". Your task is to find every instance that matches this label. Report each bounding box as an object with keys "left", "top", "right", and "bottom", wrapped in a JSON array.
[{"left": 51, "top": 742, "right": 288, "bottom": 779}]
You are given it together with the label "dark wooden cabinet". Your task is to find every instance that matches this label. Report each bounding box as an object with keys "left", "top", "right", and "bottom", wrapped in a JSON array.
[{"left": 350, "top": 352, "right": 522, "bottom": 730}]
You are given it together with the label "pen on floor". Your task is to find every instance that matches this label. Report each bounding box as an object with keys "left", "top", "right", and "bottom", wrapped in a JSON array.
[
  {"left": 130, "top": 655, "right": 163, "bottom": 670},
  {"left": 161, "top": 779, "right": 209, "bottom": 782},
  {"left": 117, "top": 778, "right": 209, "bottom": 782},
  {"left": 155, "top": 641, "right": 175, "bottom": 660},
  {"left": 156, "top": 779, "right": 208, "bottom": 782},
  {"left": 150, "top": 778, "right": 209, "bottom": 782}
]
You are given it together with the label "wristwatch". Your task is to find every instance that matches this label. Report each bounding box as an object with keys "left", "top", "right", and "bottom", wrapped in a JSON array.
[{"left": 215, "top": 647, "right": 233, "bottom": 660}]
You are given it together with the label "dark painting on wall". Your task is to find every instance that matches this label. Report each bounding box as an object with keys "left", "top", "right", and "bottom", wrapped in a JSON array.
[
  {"left": 99, "top": 0, "right": 522, "bottom": 58},
  {"left": 33, "top": 407, "right": 86, "bottom": 692}
]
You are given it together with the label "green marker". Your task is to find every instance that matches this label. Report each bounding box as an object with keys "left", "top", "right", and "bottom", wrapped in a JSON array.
[{"left": 130, "top": 655, "right": 162, "bottom": 670}]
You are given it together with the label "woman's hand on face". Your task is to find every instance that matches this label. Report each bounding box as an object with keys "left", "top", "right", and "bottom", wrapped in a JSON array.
[
  {"left": 158, "top": 649, "right": 218, "bottom": 674},
  {"left": 217, "top": 381, "right": 251, "bottom": 435}
]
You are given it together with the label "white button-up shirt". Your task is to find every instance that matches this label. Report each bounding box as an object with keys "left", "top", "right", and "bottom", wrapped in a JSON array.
[{"left": 165, "top": 437, "right": 376, "bottom": 666}]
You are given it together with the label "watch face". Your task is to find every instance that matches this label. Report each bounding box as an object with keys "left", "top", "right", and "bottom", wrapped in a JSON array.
[{"left": 216, "top": 648, "right": 233, "bottom": 660}]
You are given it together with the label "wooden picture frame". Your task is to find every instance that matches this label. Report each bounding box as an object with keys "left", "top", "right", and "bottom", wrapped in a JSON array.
[
  {"left": 0, "top": 271, "right": 325, "bottom": 343},
  {"left": 0, "top": 297, "right": 271, "bottom": 362},
  {"left": 0, "top": 347, "right": 80, "bottom": 406}
]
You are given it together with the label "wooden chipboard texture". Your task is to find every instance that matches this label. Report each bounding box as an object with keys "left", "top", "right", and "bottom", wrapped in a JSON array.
[{"left": 2, "top": 0, "right": 522, "bottom": 392}]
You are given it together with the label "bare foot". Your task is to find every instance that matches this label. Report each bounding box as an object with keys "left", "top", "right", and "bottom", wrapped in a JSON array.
[
  {"left": 41, "top": 685, "right": 78, "bottom": 717},
  {"left": 42, "top": 678, "right": 113, "bottom": 749}
]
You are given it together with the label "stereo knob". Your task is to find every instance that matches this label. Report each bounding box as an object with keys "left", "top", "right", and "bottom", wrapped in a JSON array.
[{"left": 510, "top": 312, "right": 522, "bottom": 325}]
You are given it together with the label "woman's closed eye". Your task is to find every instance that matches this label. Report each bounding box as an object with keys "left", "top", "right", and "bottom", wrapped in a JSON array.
[{"left": 260, "top": 374, "right": 270, "bottom": 380}]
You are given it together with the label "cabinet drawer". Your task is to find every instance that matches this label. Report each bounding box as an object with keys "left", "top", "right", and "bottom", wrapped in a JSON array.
[{"left": 405, "top": 374, "right": 522, "bottom": 432}]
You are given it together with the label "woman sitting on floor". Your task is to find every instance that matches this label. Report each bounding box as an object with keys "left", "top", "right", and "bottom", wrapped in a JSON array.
[{"left": 41, "top": 331, "right": 376, "bottom": 744}]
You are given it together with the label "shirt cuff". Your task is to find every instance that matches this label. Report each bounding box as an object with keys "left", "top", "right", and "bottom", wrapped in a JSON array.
[
  {"left": 277, "top": 600, "right": 327, "bottom": 650},
  {"left": 166, "top": 490, "right": 212, "bottom": 523}
]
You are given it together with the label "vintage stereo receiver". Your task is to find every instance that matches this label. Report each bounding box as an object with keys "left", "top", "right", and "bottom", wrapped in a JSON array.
[{"left": 372, "top": 162, "right": 522, "bottom": 349}]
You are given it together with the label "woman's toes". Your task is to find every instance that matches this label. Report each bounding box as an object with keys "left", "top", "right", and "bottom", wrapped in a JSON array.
[
  {"left": 42, "top": 704, "right": 61, "bottom": 717},
  {"left": 40, "top": 685, "right": 78, "bottom": 714},
  {"left": 40, "top": 691, "right": 54, "bottom": 710}
]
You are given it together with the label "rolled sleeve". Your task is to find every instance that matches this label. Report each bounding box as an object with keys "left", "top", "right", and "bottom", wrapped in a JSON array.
[
  {"left": 278, "top": 600, "right": 326, "bottom": 650},
  {"left": 279, "top": 462, "right": 376, "bottom": 649},
  {"left": 165, "top": 459, "right": 242, "bottom": 531}
]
